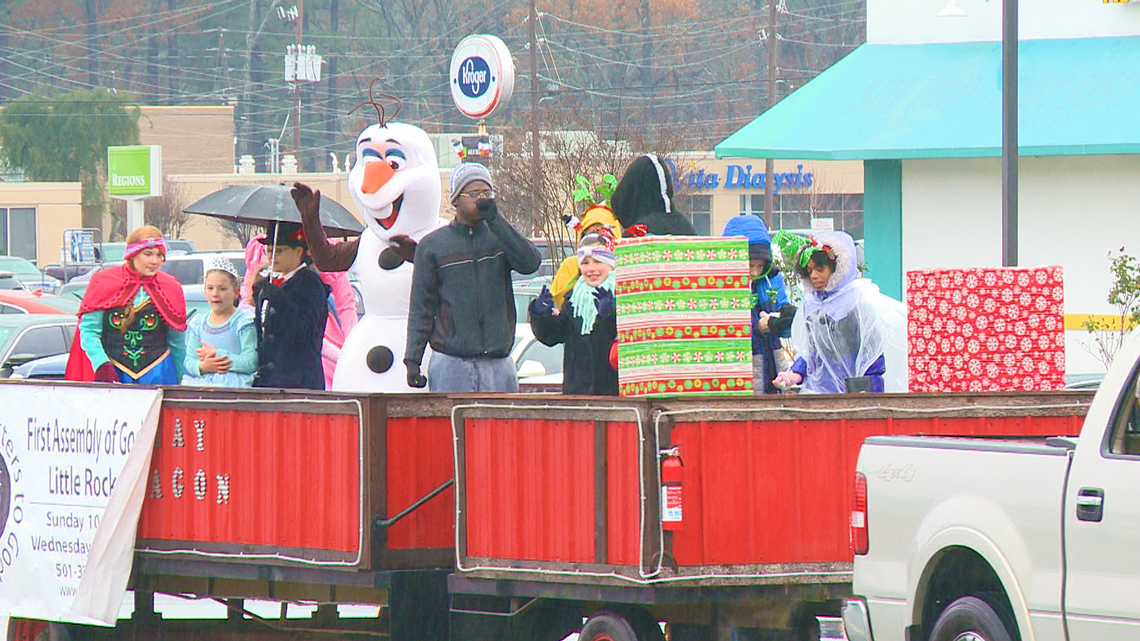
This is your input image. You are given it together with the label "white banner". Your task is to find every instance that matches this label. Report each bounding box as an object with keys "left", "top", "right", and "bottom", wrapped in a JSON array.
[{"left": 0, "top": 384, "right": 162, "bottom": 628}]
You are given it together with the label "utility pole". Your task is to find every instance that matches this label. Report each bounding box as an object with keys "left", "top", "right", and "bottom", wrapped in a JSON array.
[
  {"left": 763, "top": 0, "right": 778, "bottom": 228},
  {"left": 294, "top": 0, "right": 303, "bottom": 170},
  {"left": 529, "top": 0, "right": 541, "bottom": 236},
  {"left": 1001, "top": 0, "right": 1017, "bottom": 266},
  {"left": 217, "top": 30, "right": 231, "bottom": 103},
  {"left": 327, "top": 0, "right": 340, "bottom": 172}
]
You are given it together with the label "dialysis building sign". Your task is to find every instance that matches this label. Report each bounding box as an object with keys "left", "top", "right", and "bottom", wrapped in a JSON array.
[{"left": 107, "top": 145, "right": 162, "bottom": 198}]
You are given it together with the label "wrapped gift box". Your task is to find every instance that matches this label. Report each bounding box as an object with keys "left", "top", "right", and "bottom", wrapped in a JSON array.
[
  {"left": 906, "top": 266, "right": 1065, "bottom": 392},
  {"left": 615, "top": 236, "right": 753, "bottom": 397}
]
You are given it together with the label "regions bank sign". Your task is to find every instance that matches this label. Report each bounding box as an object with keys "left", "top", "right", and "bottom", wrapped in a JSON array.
[{"left": 107, "top": 145, "right": 162, "bottom": 198}]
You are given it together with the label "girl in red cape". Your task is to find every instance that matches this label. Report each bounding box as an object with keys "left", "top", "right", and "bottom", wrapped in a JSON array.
[{"left": 65, "top": 225, "right": 188, "bottom": 384}]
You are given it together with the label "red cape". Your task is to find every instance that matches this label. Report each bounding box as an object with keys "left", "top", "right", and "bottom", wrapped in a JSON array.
[{"left": 65, "top": 264, "right": 187, "bottom": 382}]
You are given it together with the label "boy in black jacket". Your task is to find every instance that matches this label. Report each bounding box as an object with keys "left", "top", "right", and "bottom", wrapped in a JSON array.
[
  {"left": 251, "top": 221, "right": 330, "bottom": 390},
  {"left": 529, "top": 230, "right": 619, "bottom": 396}
]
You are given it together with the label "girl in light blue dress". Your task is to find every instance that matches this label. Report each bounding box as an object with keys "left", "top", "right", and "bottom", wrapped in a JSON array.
[{"left": 182, "top": 255, "right": 257, "bottom": 387}]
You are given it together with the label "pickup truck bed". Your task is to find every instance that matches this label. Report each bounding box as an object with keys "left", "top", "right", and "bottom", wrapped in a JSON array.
[
  {"left": 851, "top": 435, "right": 1075, "bottom": 641},
  {"left": 847, "top": 331, "right": 1140, "bottom": 641}
]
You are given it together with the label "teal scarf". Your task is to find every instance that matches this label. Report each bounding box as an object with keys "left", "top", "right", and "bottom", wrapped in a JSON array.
[{"left": 569, "top": 271, "right": 616, "bottom": 335}]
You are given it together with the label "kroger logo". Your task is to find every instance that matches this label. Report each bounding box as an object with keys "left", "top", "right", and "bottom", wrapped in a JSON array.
[{"left": 458, "top": 56, "right": 492, "bottom": 98}]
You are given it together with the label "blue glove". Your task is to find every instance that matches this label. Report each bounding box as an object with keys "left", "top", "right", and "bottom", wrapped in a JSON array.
[
  {"left": 594, "top": 288, "right": 615, "bottom": 317},
  {"left": 530, "top": 286, "right": 555, "bottom": 316}
]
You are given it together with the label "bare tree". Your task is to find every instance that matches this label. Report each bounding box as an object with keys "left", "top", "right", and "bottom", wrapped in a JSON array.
[
  {"left": 109, "top": 200, "right": 128, "bottom": 241},
  {"left": 492, "top": 102, "right": 701, "bottom": 259},
  {"left": 216, "top": 220, "right": 261, "bottom": 248},
  {"left": 144, "top": 178, "right": 191, "bottom": 238}
]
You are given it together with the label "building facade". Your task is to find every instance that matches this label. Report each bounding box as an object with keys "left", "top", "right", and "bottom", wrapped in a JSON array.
[
  {"left": 669, "top": 154, "right": 863, "bottom": 238},
  {"left": 0, "top": 183, "right": 83, "bottom": 266},
  {"left": 716, "top": 0, "right": 1140, "bottom": 376}
]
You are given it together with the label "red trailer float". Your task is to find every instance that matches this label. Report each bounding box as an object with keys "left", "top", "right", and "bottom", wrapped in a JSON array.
[
  {"left": 447, "top": 392, "right": 1090, "bottom": 641},
  {"left": 1, "top": 382, "right": 1092, "bottom": 641}
]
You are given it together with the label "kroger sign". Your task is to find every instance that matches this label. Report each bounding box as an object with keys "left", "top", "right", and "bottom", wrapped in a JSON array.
[
  {"left": 449, "top": 34, "right": 515, "bottom": 120},
  {"left": 458, "top": 57, "right": 492, "bottom": 98}
]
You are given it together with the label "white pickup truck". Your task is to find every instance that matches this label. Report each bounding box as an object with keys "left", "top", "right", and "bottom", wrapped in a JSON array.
[{"left": 843, "top": 333, "right": 1140, "bottom": 641}]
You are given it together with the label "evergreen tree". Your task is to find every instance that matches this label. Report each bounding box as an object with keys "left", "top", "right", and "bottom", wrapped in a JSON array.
[{"left": 0, "top": 90, "right": 140, "bottom": 229}]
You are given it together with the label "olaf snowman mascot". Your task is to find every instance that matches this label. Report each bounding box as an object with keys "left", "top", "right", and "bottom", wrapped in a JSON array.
[{"left": 292, "top": 117, "right": 444, "bottom": 392}]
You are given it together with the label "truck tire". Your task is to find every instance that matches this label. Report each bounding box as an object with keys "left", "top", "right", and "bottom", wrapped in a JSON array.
[
  {"left": 579, "top": 611, "right": 639, "bottom": 641},
  {"left": 624, "top": 608, "right": 665, "bottom": 641},
  {"left": 928, "top": 596, "right": 1014, "bottom": 641}
]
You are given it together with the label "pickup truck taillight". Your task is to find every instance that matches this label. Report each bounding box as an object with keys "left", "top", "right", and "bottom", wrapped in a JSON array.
[{"left": 851, "top": 472, "right": 868, "bottom": 555}]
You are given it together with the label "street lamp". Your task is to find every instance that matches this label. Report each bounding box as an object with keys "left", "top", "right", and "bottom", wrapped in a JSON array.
[{"left": 939, "top": 0, "right": 1017, "bottom": 267}]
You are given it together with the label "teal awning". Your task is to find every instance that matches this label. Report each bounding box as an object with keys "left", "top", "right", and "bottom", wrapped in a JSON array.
[{"left": 715, "top": 36, "right": 1140, "bottom": 160}]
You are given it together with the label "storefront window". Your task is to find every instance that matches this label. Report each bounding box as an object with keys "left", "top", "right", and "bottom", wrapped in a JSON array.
[
  {"left": 739, "top": 193, "right": 864, "bottom": 239},
  {"left": 680, "top": 195, "right": 712, "bottom": 235},
  {"left": 0, "top": 207, "right": 37, "bottom": 261}
]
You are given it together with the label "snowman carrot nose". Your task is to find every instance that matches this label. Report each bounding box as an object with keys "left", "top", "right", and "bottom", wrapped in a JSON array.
[{"left": 362, "top": 161, "right": 395, "bottom": 194}]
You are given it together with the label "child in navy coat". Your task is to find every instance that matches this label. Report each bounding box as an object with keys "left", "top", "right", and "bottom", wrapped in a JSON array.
[
  {"left": 723, "top": 215, "right": 796, "bottom": 394},
  {"left": 251, "top": 222, "right": 330, "bottom": 390}
]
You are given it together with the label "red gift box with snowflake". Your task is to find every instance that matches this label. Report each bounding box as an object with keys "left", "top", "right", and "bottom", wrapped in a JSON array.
[{"left": 906, "top": 266, "right": 1065, "bottom": 392}]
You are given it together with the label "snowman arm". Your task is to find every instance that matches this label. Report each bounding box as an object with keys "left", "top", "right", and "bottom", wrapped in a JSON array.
[
  {"left": 295, "top": 181, "right": 359, "bottom": 272},
  {"left": 308, "top": 236, "right": 359, "bottom": 273}
]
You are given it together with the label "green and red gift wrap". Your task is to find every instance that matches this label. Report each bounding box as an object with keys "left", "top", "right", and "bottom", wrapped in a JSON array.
[{"left": 615, "top": 236, "right": 753, "bottom": 397}]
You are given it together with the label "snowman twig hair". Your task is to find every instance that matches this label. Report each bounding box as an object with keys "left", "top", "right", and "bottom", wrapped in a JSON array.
[{"left": 348, "top": 78, "right": 404, "bottom": 125}]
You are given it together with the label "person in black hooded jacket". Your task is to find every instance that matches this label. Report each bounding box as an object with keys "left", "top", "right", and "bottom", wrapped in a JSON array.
[
  {"left": 610, "top": 154, "right": 698, "bottom": 236},
  {"left": 529, "top": 231, "right": 619, "bottom": 395}
]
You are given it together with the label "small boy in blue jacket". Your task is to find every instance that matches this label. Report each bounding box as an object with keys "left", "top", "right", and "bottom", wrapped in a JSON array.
[{"left": 723, "top": 214, "right": 797, "bottom": 394}]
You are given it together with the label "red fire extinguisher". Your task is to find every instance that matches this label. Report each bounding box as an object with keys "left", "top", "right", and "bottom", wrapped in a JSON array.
[{"left": 661, "top": 448, "right": 684, "bottom": 531}]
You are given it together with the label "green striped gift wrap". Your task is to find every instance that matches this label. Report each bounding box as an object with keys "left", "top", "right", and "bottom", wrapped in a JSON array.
[{"left": 614, "top": 236, "right": 754, "bottom": 397}]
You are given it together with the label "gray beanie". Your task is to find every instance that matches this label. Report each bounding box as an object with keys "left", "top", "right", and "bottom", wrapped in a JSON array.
[{"left": 449, "top": 162, "right": 493, "bottom": 202}]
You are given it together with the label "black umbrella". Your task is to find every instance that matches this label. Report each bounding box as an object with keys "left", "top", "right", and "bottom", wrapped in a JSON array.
[{"left": 183, "top": 184, "right": 364, "bottom": 237}]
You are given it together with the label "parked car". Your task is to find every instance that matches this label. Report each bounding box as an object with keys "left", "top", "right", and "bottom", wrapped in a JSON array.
[
  {"left": 0, "top": 290, "right": 80, "bottom": 315},
  {"left": 0, "top": 314, "right": 77, "bottom": 378},
  {"left": 0, "top": 271, "right": 26, "bottom": 291},
  {"left": 348, "top": 277, "right": 365, "bottom": 319},
  {"left": 1065, "top": 372, "right": 1105, "bottom": 390},
  {"left": 0, "top": 256, "right": 60, "bottom": 292},
  {"left": 58, "top": 261, "right": 125, "bottom": 300},
  {"left": 96, "top": 239, "right": 196, "bottom": 262},
  {"left": 182, "top": 286, "right": 213, "bottom": 319},
  {"left": 844, "top": 330, "right": 1140, "bottom": 641},
  {"left": 161, "top": 252, "right": 246, "bottom": 287},
  {"left": 511, "top": 258, "right": 557, "bottom": 282},
  {"left": 9, "top": 352, "right": 69, "bottom": 380},
  {"left": 528, "top": 237, "right": 575, "bottom": 263},
  {"left": 513, "top": 280, "right": 548, "bottom": 322},
  {"left": 511, "top": 324, "right": 563, "bottom": 381},
  {"left": 42, "top": 262, "right": 99, "bottom": 284}
]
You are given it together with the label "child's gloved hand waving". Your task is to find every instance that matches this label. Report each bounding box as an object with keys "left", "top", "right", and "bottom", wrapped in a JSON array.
[
  {"left": 530, "top": 286, "right": 556, "bottom": 316},
  {"left": 594, "top": 289, "right": 615, "bottom": 317}
]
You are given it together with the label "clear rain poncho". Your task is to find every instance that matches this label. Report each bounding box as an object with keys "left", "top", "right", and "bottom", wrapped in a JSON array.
[{"left": 789, "top": 232, "right": 908, "bottom": 394}]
